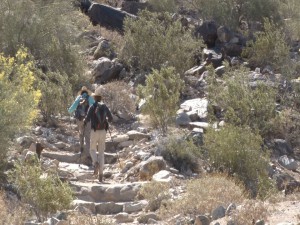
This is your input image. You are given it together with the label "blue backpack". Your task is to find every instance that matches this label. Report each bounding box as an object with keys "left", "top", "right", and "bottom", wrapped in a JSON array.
[{"left": 75, "top": 95, "right": 90, "bottom": 121}]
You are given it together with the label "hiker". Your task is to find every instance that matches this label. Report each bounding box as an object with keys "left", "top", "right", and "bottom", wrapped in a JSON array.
[
  {"left": 83, "top": 87, "right": 113, "bottom": 182},
  {"left": 68, "top": 86, "right": 95, "bottom": 165}
]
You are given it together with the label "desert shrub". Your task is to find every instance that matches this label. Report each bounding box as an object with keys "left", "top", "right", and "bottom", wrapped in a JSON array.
[
  {"left": 242, "top": 18, "right": 290, "bottom": 73},
  {"left": 98, "top": 81, "right": 136, "bottom": 116},
  {"left": 137, "top": 181, "right": 171, "bottom": 212},
  {"left": 0, "top": 191, "right": 29, "bottom": 225},
  {"left": 160, "top": 174, "right": 246, "bottom": 221},
  {"left": 268, "top": 109, "right": 300, "bottom": 147},
  {"left": 207, "top": 66, "right": 277, "bottom": 136},
  {"left": 68, "top": 212, "right": 114, "bottom": 225},
  {"left": 159, "top": 135, "right": 200, "bottom": 173},
  {"left": 184, "top": 0, "right": 280, "bottom": 29},
  {"left": 0, "top": 0, "right": 86, "bottom": 119},
  {"left": 231, "top": 200, "right": 268, "bottom": 225},
  {"left": 0, "top": 48, "right": 41, "bottom": 174},
  {"left": 203, "top": 125, "right": 274, "bottom": 198},
  {"left": 278, "top": 0, "right": 300, "bottom": 40},
  {"left": 120, "top": 10, "right": 203, "bottom": 74},
  {"left": 147, "top": 0, "right": 177, "bottom": 13},
  {"left": 137, "top": 67, "right": 184, "bottom": 135},
  {"left": 8, "top": 161, "right": 73, "bottom": 222}
]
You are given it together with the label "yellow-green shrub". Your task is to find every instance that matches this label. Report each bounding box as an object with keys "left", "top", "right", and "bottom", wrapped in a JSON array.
[
  {"left": 137, "top": 67, "right": 184, "bottom": 135},
  {"left": 0, "top": 48, "right": 41, "bottom": 173},
  {"left": 120, "top": 10, "right": 203, "bottom": 74},
  {"left": 8, "top": 161, "right": 73, "bottom": 222}
]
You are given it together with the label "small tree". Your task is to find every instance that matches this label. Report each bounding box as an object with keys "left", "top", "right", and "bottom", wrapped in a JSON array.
[
  {"left": 9, "top": 161, "right": 73, "bottom": 222},
  {"left": 137, "top": 67, "right": 184, "bottom": 135}
]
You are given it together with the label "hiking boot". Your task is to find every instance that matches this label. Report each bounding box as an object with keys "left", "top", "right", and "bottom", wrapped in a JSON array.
[
  {"left": 98, "top": 173, "right": 103, "bottom": 182},
  {"left": 93, "top": 162, "right": 99, "bottom": 176}
]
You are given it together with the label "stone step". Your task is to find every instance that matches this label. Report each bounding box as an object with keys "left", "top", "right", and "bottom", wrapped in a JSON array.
[
  {"left": 72, "top": 199, "right": 148, "bottom": 215},
  {"left": 70, "top": 181, "right": 146, "bottom": 203},
  {"left": 42, "top": 150, "right": 118, "bottom": 164}
]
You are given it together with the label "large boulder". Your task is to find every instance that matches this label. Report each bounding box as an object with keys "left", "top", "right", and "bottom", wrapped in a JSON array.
[
  {"left": 194, "top": 21, "right": 218, "bottom": 48},
  {"left": 88, "top": 3, "right": 136, "bottom": 32},
  {"left": 91, "top": 57, "right": 123, "bottom": 84}
]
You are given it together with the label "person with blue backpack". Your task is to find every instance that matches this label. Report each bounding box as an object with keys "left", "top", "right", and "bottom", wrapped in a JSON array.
[
  {"left": 83, "top": 87, "right": 113, "bottom": 182},
  {"left": 68, "top": 86, "right": 95, "bottom": 166}
]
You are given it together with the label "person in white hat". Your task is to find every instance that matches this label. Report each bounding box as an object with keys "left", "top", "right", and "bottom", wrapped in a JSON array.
[
  {"left": 68, "top": 86, "right": 95, "bottom": 165},
  {"left": 83, "top": 87, "right": 113, "bottom": 182}
]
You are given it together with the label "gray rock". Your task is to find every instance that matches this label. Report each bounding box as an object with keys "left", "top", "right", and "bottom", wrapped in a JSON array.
[
  {"left": 255, "top": 220, "right": 265, "bottom": 225},
  {"left": 139, "top": 156, "right": 167, "bottom": 180},
  {"left": 278, "top": 155, "right": 298, "bottom": 171},
  {"left": 180, "top": 98, "right": 208, "bottom": 119},
  {"left": 126, "top": 130, "right": 150, "bottom": 141},
  {"left": 194, "top": 215, "right": 210, "bottom": 225},
  {"left": 176, "top": 110, "right": 192, "bottom": 126},
  {"left": 226, "top": 203, "right": 236, "bottom": 216},
  {"left": 114, "top": 212, "right": 134, "bottom": 223},
  {"left": 95, "top": 202, "right": 123, "bottom": 214},
  {"left": 93, "top": 39, "right": 112, "bottom": 59},
  {"left": 211, "top": 205, "right": 226, "bottom": 220},
  {"left": 184, "top": 65, "right": 206, "bottom": 76},
  {"left": 273, "top": 139, "right": 293, "bottom": 156},
  {"left": 137, "top": 212, "right": 159, "bottom": 223},
  {"left": 152, "top": 170, "right": 172, "bottom": 182}
]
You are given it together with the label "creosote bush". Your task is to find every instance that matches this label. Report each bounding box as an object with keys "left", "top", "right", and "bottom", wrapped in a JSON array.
[
  {"left": 160, "top": 175, "right": 246, "bottom": 221},
  {"left": 159, "top": 135, "right": 200, "bottom": 173},
  {"left": 184, "top": 0, "right": 280, "bottom": 30},
  {"left": 203, "top": 125, "right": 274, "bottom": 198},
  {"left": 99, "top": 81, "right": 136, "bottom": 117},
  {"left": 208, "top": 66, "right": 276, "bottom": 136},
  {"left": 242, "top": 18, "right": 290, "bottom": 73},
  {"left": 8, "top": 161, "right": 73, "bottom": 222},
  {"left": 120, "top": 10, "right": 203, "bottom": 74},
  {"left": 137, "top": 67, "right": 184, "bottom": 135}
]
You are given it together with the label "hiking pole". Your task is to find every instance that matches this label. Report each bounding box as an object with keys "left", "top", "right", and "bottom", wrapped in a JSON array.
[{"left": 107, "top": 127, "right": 121, "bottom": 168}]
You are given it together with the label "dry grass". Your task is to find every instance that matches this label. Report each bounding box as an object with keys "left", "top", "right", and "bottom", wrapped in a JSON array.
[
  {"left": 99, "top": 81, "right": 136, "bottom": 117},
  {"left": 0, "top": 191, "right": 29, "bottom": 225},
  {"left": 68, "top": 212, "right": 114, "bottom": 225},
  {"left": 98, "top": 26, "right": 125, "bottom": 56},
  {"left": 160, "top": 174, "right": 247, "bottom": 221},
  {"left": 231, "top": 200, "right": 268, "bottom": 225}
]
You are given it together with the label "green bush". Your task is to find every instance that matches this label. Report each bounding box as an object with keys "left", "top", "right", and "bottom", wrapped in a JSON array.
[
  {"left": 0, "top": 0, "right": 86, "bottom": 119},
  {"left": 183, "top": 0, "right": 280, "bottom": 29},
  {"left": 0, "top": 48, "right": 41, "bottom": 176},
  {"left": 8, "top": 161, "right": 73, "bottom": 222},
  {"left": 120, "top": 10, "right": 203, "bottom": 74},
  {"left": 137, "top": 67, "right": 184, "bottom": 135},
  {"left": 203, "top": 125, "right": 274, "bottom": 198},
  {"left": 159, "top": 135, "right": 200, "bottom": 173},
  {"left": 242, "top": 18, "right": 290, "bottom": 73},
  {"left": 147, "top": 0, "right": 177, "bottom": 13},
  {"left": 207, "top": 66, "right": 277, "bottom": 136}
]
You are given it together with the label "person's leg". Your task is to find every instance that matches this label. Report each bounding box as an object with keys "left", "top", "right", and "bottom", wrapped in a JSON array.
[
  {"left": 97, "top": 130, "right": 107, "bottom": 181},
  {"left": 90, "top": 130, "right": 98, "bottom": 166},
  {"left": 83, "top": 121, "right": 91, "bottom": 159}
]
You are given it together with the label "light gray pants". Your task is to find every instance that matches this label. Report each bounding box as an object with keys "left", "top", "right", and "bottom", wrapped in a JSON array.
[
  {"left": 77, "top": 120, "right": 91, "bottom": 157},
  {"left": 90, "top": 129, "right": 106, "bottom": 175}
]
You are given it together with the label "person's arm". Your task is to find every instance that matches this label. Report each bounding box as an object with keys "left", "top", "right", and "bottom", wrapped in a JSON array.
[
  {"left": 105, "top": 105, "right": 113, "bottom": 123},
  {"left": 68, "top": 96, "right": 81, "bottom": 114}
]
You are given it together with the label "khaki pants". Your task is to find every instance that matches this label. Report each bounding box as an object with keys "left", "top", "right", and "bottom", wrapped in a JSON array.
[
  {"left": 77, "top": 120, "right": 91, "bottom": 157},
  {"left": 90, "top": 129, "right": 106, "bottom": 175}
]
